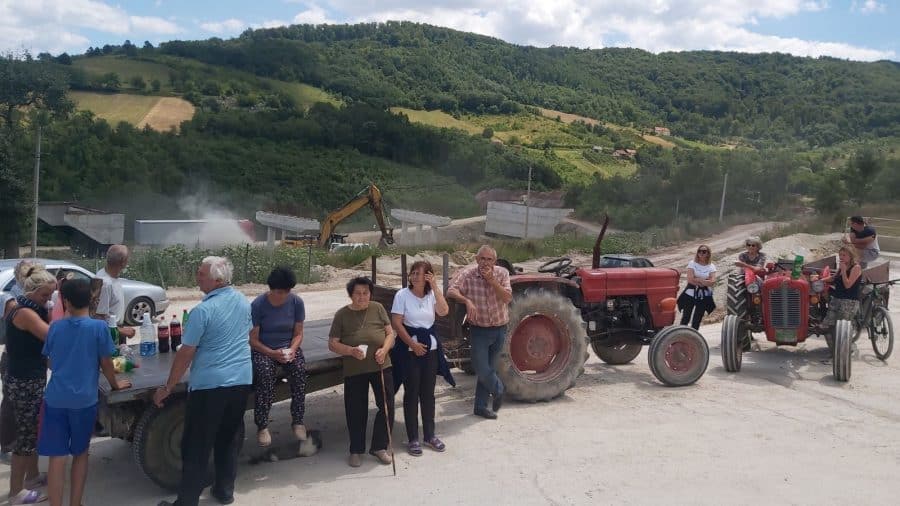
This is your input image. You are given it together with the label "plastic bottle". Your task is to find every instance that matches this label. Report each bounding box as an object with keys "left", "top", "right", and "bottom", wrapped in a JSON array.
[
  {"left": 157, "top": 316, "right": 170, "bottom": 353},
  {"left": 140, "top": 313, "right": 157, "bottom": 357},
  {"left": 791, "top": 254, "right": 804, "bottom": 280},
  {"left": 182, "top": 309, "right": 190, "bottom": 329},
  {"left": 170, "top": 315, "right": 182, "bottom": 351},
  {"left": 107, "top": 314, "right": 120, "bottom": 352}
]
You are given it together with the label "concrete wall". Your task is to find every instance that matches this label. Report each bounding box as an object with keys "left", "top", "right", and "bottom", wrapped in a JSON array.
[
  {"left": 65, "top": 213, "right": 124, "bottom": 244},
  {"left": 484, "top": 202, "right": 573, "bottom": 239}
]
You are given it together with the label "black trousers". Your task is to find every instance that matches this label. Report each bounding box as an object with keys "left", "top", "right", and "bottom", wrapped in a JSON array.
[
  {"left": 344, "top": 368, "right": 394, "bottom": 454},
  {"left": 680, "top": 297, "right": 707, "bottom": 330},
  {"left": 404, "top": 351, "right": 438, "bottom": 442},
  {"left": 176, "top": 384, "right": 251, "bottom": 506}
]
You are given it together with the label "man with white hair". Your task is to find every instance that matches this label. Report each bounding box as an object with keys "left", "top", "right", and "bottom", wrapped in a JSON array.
[
  {"left": 154, "top": 257, "right": 252, "bottom": 506},
  {"left": 95, "top": 244, "right": 135, "bottom": 342}
]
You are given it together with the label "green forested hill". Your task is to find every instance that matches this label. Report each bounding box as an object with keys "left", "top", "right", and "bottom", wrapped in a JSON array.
[{"left": 157, "top": 21, "right": 900, "bottom": 147}]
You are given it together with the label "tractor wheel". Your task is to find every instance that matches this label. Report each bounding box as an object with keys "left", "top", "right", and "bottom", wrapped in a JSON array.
[
  {"left": 592, "top": 339, "right": 642, "bottom": 365},
  {"left": 833, "top": 319, "right": 852, "bottom": 382},
  {"left": 496, "top": 292, "right": 589, "bottom": 402},
  {"left": 648, "top": 325, "right": 709, "bottom": 387},
  {"left": 726, "top": 272, "right": 748, "bottom": 319},
  {"left": 721, "top": 315, "right": 743, "bottom": 372},
  {"left": 868, "top": 306, "right": 894, "bottom": 361},
  {"left": 133, "top": 397, "right": 244, "bottom": 491}
]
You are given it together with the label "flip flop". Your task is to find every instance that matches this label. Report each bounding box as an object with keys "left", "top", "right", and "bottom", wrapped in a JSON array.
[{"left": 11, "top": 488, "right": 48, "bottom": 504}]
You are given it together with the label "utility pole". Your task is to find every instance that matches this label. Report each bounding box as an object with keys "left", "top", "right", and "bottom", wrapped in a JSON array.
[
  {"left": 524, "top": 165, "right": 532, "bottom": 239},
  {"left": 718, "top": 171, "right": 728, "bottom": 223},
  {"left": 31, "top": 125, "right": 42, "bottom": 258},
  {"left": 674, "top": 198, "right": 680, "bottom": 221}
]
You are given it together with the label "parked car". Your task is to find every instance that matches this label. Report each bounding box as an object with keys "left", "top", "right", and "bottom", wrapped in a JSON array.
[
  {"left": 598, "top": 254, "right": 654, "bottom": 268},
  {"left": 0, "top": 258, "right": 169, "bottom": 326}
]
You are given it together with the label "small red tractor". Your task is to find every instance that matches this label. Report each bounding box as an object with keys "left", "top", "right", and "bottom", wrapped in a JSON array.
[
  {"left": 721, "top": 256, "right": 890, "bottom": 382},
  {"left": 371, "top": 217, "right": 709, "bottom": 402}
]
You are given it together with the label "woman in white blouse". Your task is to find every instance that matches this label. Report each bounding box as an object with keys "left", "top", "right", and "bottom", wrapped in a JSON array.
[{"left": 679, "top": 245, "right": 717, "bottom": 330}]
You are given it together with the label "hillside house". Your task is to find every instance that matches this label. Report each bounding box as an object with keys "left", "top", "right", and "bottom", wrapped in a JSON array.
[
  {"left": 653, "top": 126, "right": 671, "bottom": 136},
  {"left": 612, "top": 148, "right": 637, "bottom": 159}
]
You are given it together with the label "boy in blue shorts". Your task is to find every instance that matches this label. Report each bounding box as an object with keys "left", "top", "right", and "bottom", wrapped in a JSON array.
[{"left": 38, "top": 279, "right": 131, "bottom": 506}]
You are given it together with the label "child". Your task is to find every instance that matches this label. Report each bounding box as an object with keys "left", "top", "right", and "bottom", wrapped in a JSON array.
[{"left": 38, "top": 279, "right": 131, "bottom": 506}]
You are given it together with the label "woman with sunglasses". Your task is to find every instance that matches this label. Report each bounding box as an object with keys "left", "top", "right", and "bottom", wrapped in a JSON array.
[
  {"left": 678, "top": 245, "right": 717, "bottom": 330},
  {"left": 734, "top": 236, "right": 767, "bottom": 275}
]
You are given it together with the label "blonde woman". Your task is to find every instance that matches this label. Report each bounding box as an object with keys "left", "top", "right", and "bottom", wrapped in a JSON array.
[
  {"left": 5, "top": 267, "right": 56, "bottom": 504},
  {"left": 678, "top": 245, "right": 717, "bottom": 330},
  {"left": 819, "top": 246, "right": 863, "bottom": 333}
]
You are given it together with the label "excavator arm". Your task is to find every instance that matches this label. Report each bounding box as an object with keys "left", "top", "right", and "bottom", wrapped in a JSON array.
[{"left": 318, "top": 184, "right": 395, "bottom": 248}]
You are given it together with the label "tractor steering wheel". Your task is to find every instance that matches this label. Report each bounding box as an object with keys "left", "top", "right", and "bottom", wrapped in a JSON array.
[{"left": 538, "top": 257, "right": 573, "bottom": 275}]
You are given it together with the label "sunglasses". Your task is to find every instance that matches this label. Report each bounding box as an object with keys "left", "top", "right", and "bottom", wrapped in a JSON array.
[
  {"left": 745, "top": 243, "right": 758, "bottom": 248},
  {"left": 698, "top": 250, "right": 710, "bottom": 254}
]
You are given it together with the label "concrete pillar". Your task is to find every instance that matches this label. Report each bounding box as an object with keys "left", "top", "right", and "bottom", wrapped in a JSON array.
[
  {"left": 430, "top": 225, "right": 437, "bottom": 245},
  {"left": 267, "top": 227, "right": 275, "bottom": 252},
  {"left": 401, "top": 221, "right": 409, "bottom": 245},
  {"left": 416, "top": 223, "right": 423, "bottom": 245}
]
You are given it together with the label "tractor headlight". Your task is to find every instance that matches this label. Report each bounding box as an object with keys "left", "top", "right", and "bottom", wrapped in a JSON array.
[
  {"left": 812, "top": 280, "right": 825, "bottom": 293},
  {"left": 746, "top": 281, "right": 760, "bottom": 294}
]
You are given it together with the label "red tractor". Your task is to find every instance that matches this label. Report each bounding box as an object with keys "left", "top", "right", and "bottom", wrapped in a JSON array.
[
  {"left": 371, "top": 218, "right": 709, "bottom": 402},
  {"left": 721, "top": 256, "right": 890, "bottom": 382}
]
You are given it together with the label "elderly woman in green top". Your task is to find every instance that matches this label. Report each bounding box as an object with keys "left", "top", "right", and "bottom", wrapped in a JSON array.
[{"left": 328, "top": 277, "right": 396, "bottom": 468}]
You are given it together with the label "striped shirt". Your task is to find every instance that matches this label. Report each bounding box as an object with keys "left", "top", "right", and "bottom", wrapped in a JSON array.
[{"left": 449, "top": 265, "right": 512, "bottom": 327}]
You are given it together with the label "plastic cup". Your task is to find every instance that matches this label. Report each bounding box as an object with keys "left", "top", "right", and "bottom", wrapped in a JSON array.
[{"left": 357, "top": 344, "right": 369, "bottom": 357}]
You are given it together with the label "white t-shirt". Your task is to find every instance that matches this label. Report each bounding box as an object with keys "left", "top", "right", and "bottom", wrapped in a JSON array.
[
  {"left": 96, "top": 267, "right": 125, "bottom": 325},
  {"left": 390, "top": 287, "right": 438, "bottom": 349},
  {"left": 685, "top": 260, "right": 717, "bottom": 296}
]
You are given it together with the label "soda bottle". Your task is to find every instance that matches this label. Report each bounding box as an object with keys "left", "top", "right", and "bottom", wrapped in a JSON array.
[
  {"left": 791, "top": 254, "right": 804, "bottom": 280},
  {"left": 107, "top": 314, "right": 120, "bottom": 350},
  {"left": 170, "top": 315, "right": 182, "bottom": 351},
  {"left": 140, "top": 313, "right": 157, "bottom": 357},
  {"left": 182, "top": 309, "right": 190, "bottom": 329},
  {"left": 157, "top": 316, "right": 170, "bottom": 353}
]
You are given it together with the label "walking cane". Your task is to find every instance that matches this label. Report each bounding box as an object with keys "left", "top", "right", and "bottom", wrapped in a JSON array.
[{"left": 378, "top": 362, "right": 397, "bottom": 476}]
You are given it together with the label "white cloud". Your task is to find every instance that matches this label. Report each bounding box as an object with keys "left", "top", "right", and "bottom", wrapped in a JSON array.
[
  {"left": 293, "top": 4, "right": 338, "bottom": 24},
  {"left": 130, "top": 16, "right": 181, "bottom": 35},
  {"left": 200, "top": 18, "right": 247, "bottom": 34},
  {"left": 852, "top": 0, "right": 886, "bottom": 14}
]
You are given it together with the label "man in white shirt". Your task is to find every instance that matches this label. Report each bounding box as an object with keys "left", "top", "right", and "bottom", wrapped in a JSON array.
[{"left": 95, "top": 244, "right": 135, "bottom": 340}]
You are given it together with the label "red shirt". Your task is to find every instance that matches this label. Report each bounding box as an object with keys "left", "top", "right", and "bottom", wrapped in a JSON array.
[{"left": 449, "top": 265, "right": 512, "bottom": 327}]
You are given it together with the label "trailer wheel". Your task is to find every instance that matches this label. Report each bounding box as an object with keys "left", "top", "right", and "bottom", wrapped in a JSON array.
[
  {"left": 833, "top": 319, "right": 852, "bottom": 382},
  {"left": 648, "top": 325, "right": 709, "bottom": 387},
  {"left": 591, "top": 340, "right": 642, "bottom": 365},
  {"left": 721, "top": 315, "right": 743, "bottom": 372},
  {"left": 496, "top": 292, "right": 589, "bottom": 402},
  {"left": 133, "top": 398, "right": 246, "bottom": 491}
]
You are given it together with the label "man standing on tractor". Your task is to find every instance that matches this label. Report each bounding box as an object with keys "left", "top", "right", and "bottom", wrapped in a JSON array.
[
  {"left": 448, "top": 245, "right": 512, "bottom": 420},
  {"left": 844, "top": 216, "right": 880, "bottom": 268}
]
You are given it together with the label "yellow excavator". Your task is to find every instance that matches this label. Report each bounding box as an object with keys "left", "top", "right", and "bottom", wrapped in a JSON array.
[{"left": 284, "top": 184, "right": 395, "bottom": 249}]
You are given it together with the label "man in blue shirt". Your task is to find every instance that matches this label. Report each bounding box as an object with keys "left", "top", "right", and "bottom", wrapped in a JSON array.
[{"left": 154, "top": 256, "right": 252, "bottom": 506}]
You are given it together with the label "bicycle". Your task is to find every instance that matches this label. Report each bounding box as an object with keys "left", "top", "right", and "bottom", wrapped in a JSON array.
[{"left": 853, "top": 278, "right": 897, "bottom": 360}]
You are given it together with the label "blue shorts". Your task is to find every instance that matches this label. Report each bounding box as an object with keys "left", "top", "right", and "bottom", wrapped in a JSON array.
[{"left": 37, "top": 402, "right": 97, "bottom": 457}]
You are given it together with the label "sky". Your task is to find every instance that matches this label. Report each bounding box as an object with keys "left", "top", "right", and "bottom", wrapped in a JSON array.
[{"left": 0, "top": 0, "right": 897, "bottom": 62}]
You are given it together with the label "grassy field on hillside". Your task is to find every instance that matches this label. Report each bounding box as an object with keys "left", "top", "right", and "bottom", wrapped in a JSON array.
[
  {"left": 70, "top": 91, "right": 161, "bottom": 124},
  {"left": 269, "top": 80, "right": 341, "bottom": 109},
  {"left": 467, "top": 113, "right": 588, "bottom": 146},
  {"left": 390, "top": 108, "right": 483, "bottom": 134},
  {"left": 73, "top": 57, "right": 174, "bottom": 91}
]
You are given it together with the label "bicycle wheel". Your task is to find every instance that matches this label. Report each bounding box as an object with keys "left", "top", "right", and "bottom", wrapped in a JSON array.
[{"left": 868, "top": 305, "right": 894, "bottom": 361}]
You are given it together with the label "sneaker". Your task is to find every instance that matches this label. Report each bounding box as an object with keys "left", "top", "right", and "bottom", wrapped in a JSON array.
[
  {"left": 407, "top": 441, "right": 423, "bottom": 457},
  {"left": 292, "top": 424, "right": 307, "bottom": 441},
  {"left": 492, "top": 393, "right": 503, "bottom": 413},
  {"left": 257, "top": 428, "right": 271, "bottom": 447},
  {"left": 211, "top": 487, "right": 235, "bottom": 505},
  {"left": 474, "top": 407, "right": 497, "bottom": 419},
  {"left": 370, "top": 449, "right": 393, "bottom": 465},
  {"left": 348, "top": 453, "right": 362, "bottom": 467}
]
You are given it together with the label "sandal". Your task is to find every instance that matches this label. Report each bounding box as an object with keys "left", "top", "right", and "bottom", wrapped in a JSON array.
[
  {"left": 407, "top": 441, "right": 423, "bottom": 456},
  {"left": 24, "top": 473, "right": 48, "bottom": 490},
  {"left": 11, "top": 488, "right": 48, "bottom": 505},
  {"left": 425, "top": 437, "right": 446, "bottom": 452}
]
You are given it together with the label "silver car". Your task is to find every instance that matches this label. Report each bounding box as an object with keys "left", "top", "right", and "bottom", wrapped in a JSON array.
[{"left": 0, "top": 258, "right": 169, "bottom": 326}]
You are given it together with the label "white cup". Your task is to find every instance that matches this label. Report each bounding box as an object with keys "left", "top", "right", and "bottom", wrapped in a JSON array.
[
  {"left": 357, "top": 344, "right": 369, "bottom": 357},
  {"left": 281, "top": 348, "right": 292, "bottom": 360}
]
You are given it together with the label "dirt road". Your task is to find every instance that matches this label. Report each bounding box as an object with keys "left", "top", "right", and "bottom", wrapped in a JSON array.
[{"left": 22, "top": 260, "right": 896, "bottom": 505}]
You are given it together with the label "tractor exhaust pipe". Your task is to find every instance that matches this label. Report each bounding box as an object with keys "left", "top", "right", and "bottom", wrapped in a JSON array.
[{"left": 591, "top": 215, "right": 611, "bottom": 269}]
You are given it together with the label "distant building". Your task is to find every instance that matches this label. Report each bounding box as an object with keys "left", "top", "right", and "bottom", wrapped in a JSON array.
[
  {"left": 612, "top": 148, "right": 637, "bottom": 159},
  {"left": 591, "top": 145, "right": 604, "bottom": 153},
  {"left": 653, "top": 126, "right": 671, "bottom": 136}
]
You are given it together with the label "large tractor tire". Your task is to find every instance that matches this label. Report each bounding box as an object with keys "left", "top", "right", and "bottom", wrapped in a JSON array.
[
  {"left": 833, "top": 319, "right": 852, "bottom": 382},
  {"left": 592, "top": 338, "right": 642, "bottom": 365},
  {"left": 496, "top": 292, "right": 589, "bottom": 402},
  {"left": 133, "top": 397, "right": 244, "bottom": 491},
  {"left": 721, "top": 314, "right": 743, "bottom": 372},
  {"left": 648, "top": 325, "right": 709, "bottom": 387},
  {"left": 726, "top": 272, "right": 748, "bottom": 319}
]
